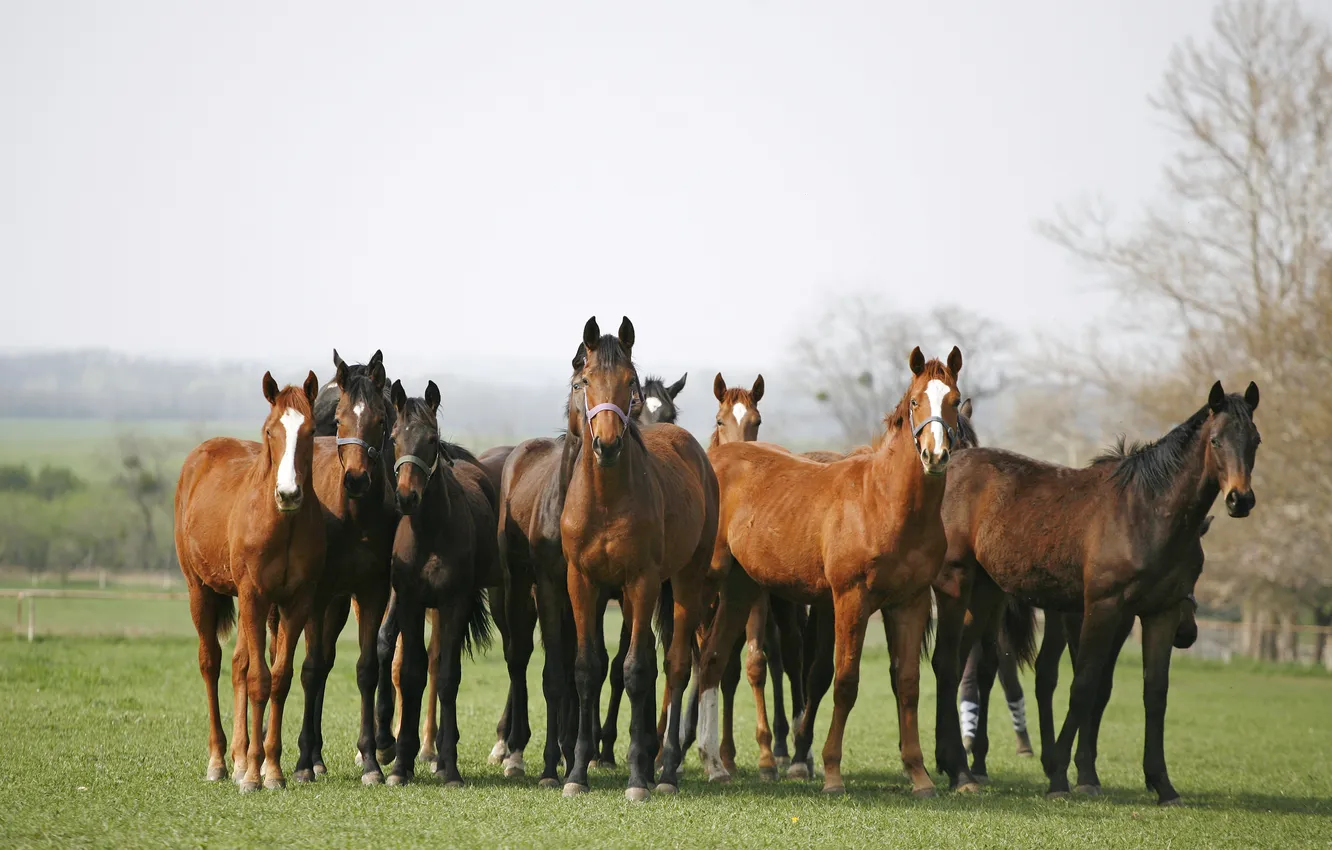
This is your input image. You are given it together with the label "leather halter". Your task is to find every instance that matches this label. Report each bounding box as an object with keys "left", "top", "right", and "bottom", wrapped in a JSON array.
[
  {"left": 336, "top": 435, "right": 380, "bottom": 461},
  {"left": 394, "top": 450, "right": 438, "bottom": 482},
  {"left": 909, "top": 406, "right": 957, "bottom": 452}
]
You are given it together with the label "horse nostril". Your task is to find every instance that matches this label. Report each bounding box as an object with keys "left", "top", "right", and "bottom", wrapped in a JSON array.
[
  {"left": 593, "top": 436, "right": 603, "bottom": 453},
  {"left": 940, "top": 450, "right": 950, "bottom": 464}
]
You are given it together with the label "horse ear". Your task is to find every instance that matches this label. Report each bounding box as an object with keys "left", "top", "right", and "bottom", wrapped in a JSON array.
[
  {"left": 368, "top": 349, "right": 383, "bottom": 369},
  {"left": 751, "top": 374, "right": 765, "bottom": 403},
  {"left": 369, "top": 360, "right": 387, "bottom": 392},
  {"left": 947, "top": 345, "right": 963, "bottom": 377},
  {"left": 332, "top": 349, "right": 345, "bottom": 371},
  {"left": 960, "top": 397, "right": 973, "bottom": 419},
  {"left": 1200, "top": 515, "right": 1214, "bottom": 537},
  {"left": 618, "top": 316, "right": 635, "bottom": 350},
  {"left": 1208, "top": 381, "right": 1226, "bottom": 413},
  {"left": 304, "top": 371, "right": 320, "bottom": 405},
  {"left": 713, "top": 373, "right": 727, "bottom": 402},
  {"left": 391, "top": 380, "right": 407, "bottom": 413},
  {"left": 425, "top": 380, "right": 441, "bottom": 413},
  {"left": 335, "top": 358, "right": 350, "bottom": 390},
  {"left": 583, "top": 317, "right": 601, "bottom": 351},
  {"left": 667, "top": 373, "right": 687, "bottom": 399},
  {"left": 262, "top": 371, "right": 280, "bottom": 406},
  {"left": 1244, "top": 381, "right": 1259, "bottom": 411},
  {"left": 909, "top": 346, "right": 925, "bottom": 376},
  {"left": 572, "top": 342, "right": 587, "bottom": 373}
]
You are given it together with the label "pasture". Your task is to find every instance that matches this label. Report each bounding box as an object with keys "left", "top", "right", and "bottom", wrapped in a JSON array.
[{"left": 1, "top": 600, "right": 1328, "bottom": 849}]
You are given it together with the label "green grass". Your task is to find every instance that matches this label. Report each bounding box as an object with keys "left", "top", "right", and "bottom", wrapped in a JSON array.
[{"left": 0, "top": 609, "right": 1329, "bottom": 849}]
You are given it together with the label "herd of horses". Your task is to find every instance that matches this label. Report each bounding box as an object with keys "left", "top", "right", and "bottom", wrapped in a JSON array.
[{"left": 173, "top": 315, "right": 1261, "bottom": 805}]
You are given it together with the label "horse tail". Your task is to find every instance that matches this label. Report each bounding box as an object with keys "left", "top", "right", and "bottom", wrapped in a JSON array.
[
  {"left": 999, "top": 595, "right": 1039, "bottom": 669},
  {"left": 464, "top": 585, "right": 495, "bottom": 660},
  {"left": 655, "top": 579, "right": 675, "bottom": 649},
  {"left": 920, "top": 594, "right": 937, "bottom": 662},
  {"left": 215, "top": 595, "right": 236, "bottom": 641}
]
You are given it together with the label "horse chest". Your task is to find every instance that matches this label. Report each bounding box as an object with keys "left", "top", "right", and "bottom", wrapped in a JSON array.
[{"left": 325, "top": 522, "right": 392, "bottom": 592}]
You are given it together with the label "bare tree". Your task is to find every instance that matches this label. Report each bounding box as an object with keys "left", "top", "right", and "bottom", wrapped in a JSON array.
[
  {"left": 791, "top": 293, "right": 1015, "bottom": 446},
  {"left": 1038, "top": 0, "right": 1332, "bottom": 655}
]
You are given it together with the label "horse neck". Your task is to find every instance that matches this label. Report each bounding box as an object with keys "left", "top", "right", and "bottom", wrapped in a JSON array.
[
  {"left": 708, "top": 429, "right": 721, "bottom": 450},
  {"left": 573, "top": 430, "right": 647, "bottom": 508},
  {"left": 866, "top": 429, "right": 943, "bottom": 517},
  {"left": 1143, "top": 429, "right": 1218, "bottom": 541},
  {"left": 405, "top": 473, "right": 452, "bottom": 546}
]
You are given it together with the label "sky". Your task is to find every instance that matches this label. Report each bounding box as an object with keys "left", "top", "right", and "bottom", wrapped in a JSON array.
[{"left": 1, "top": 0, "right": 1274, "bottom": 387}]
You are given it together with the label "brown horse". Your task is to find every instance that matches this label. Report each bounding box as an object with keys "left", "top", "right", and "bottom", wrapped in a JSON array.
[
  {"left": 697, "top": 346, "right": 964, "bottom": 796},
  {"left": 175, "top": 371, "right": 324, "bottom": 792},
  {"left": 560, "top": 316, "right": 719, "bottom": 801},
  {"left": 283, "top": 352, "right": 398, "bottom": 785},
  {"left": 932, "top": 380, "right": 1260, "bottom": 804},
  {"left": 379, "top": 380, "right": 498, "bottom": 786}
]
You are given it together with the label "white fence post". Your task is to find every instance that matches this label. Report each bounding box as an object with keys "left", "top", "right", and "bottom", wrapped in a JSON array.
[{"left": 27, "top": 595, "right": 35, "bottom": 642}]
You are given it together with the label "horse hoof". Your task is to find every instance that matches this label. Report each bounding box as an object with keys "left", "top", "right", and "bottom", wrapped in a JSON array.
[
  {"left": 625, "top": 787, "right": 651, "bottom": 803},
  {"left": 708, "top": 770, "right": 732, "bottom": 784},
  {"left": 597, "top": 758, "right": 617, "bottom": 769},
  {"left": 386, "top": 774, "right": 409, "bottom": 787},
  {"left": 263, "top": 777, "right": 286, "bottom": 791},
  {"left": 562, "top": 783, "right": 589, "bottom": 797},
  {"left": 1046, "top": 790, "right": 1070, "bottom": 801},
  {"left": 787, "top": 762, "right": 811, "bottom": 781},
  {"left": 974, "top": 773, "right": 991, "bottom": 785},
  {"left": 539, "top": 778, "right": 561, "bottom": 790},
  {"left": 775, "top": 755, "right": 791, "bottom": 769},
  {"left": 488, "top": 740, "right": 508, "bottom": 765},
  {"left": 418, "top": 751, "right": 437, "bottom": 765},
  {"left": 822, "top": 783, "right": 846, "bottom": 795},
  {"left": 956, "top": 782, "right": 981, "bottom": 795},
  {"left": 424, "top": 760, "right": 438, "bottom": 774},
  {"left": 588, "top": 759, "right": 600, "bottom": 770},
  {"left": 313, "top": 762, "right": 326, "bottom": 776},
  {"left": 205, "top": 767, "right": 227, "bottom": 782},
  {"left": 293, "top": 769, "right": 316, "bottom": 784},
  {"left": 1074, "top": 784, "right": 1101, "bottom": 796},
  {"left": 238, "top": 780, "right": 261, "bottom": 794},
  {"left": 654, "top": 783, "right": 679, "bottom": 795},
  {"left": 376, "top": 747, "right": 396, "bottom": 765},
  {"left": 759, "top": 766, "right": 778, "bottom": 782},
  {"left": 233, "top": 769, "right": 247, "bottom": 784},
  {"left": 443, "top": 780, "right": 464, "bottom": 790},
  {"left": 361, "top": 772, "right": 384, "bottom": 786},
  {"left": 912, "top": 786, "right": 937, "bottom": 799},
  {"left": 504, "top": 765, "right": 524, "bottom": 778},
  {"left": 1159, "top": 796, "right": 1183, "bottom": 807},
  {"left": 354, "top": 750, "right": 364, "bottom": 766}
]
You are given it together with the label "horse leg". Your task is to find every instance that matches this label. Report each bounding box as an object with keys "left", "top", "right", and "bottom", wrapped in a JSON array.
[
  {"left": 959, "top": 640, "right": 982, "bottom": 757},
  {"left": 598, "top": 605, "right": 630, "bottom": 767},
  {"left": 1033, "top": 611, "right": 1065, "bottom": 767},
  {"left": 371, "top": 590, "right": 399, "bottom": 765},
  {"left": 656, "top": 568, "right": 705, "bottom": 792},
  {"left": 969, "top": 632, "right": 1000, "bottom": 782},
  {"left": 387, "top": 600, "right": 427, "bottom": 785},
  {"left": 528, "top": 571, "right": 568, "bottom": 788},
  {"left": 1044, "top": 601, "right": 1121, "bottom": 799},
  {"left": 562, "top": 566, "right": 602, "bottom": 795},
  {"left": 719, "top": 634, "right": 742, "bottom": 775},
  {"left": 764, "top": 606, "right": 788, "bottom": 772},
  {"left": 888, "top": 591, "right": 936, "bottom": 797},
  {"left": 229, "top": 615, "right": 250, "bottom": 782},
  {"left": 930, "top": 574, "right": 981, "bottom": 792},
  {"left": 1073, "top": 616, "right": 1133, "bottom": 794},
  {"left": 696, "top": 568, "right": 760, "bottom": 784},
  {"left": 261, "top": 595, "right": 312, "bottom": 790},
  {"left": 1140, "top": 606, "right": 1184, "bottom": 805},
  {"left": 997, "top": 640, "right": 1032, "bottom": 757},
  {"left": 489, "top": 577, "right": 514, "bottom": 767},
  {"left": 431, "top": 594, "right": 472, "bottom": 787},
  {"left": 819, "top": 586, "right": 871, "bottom": 794},
  {"left": 294, "top": 596, "right": 330, "bottom": 783},
  {"left": 187, "top": 582, "right": 228, "bottom": 781},
  {"left": 791, "top": 598, "right": 833, "bottom": 781},
  {"left": 311, "top": 596, "right": 349, "bottom": 775},
  {"left": 419, "top": 608, "right": 441, "bottom": 770},
  {"left": 501, "top": 578, "right": 536, "bottom": 778},
  {"left": 769, "top": 594, "right": 799, "bottom": 767},
  {"left": 236, "top": 588, "right": 272, "bottom": 793},
  {"left": 744, "top": 595, "right": 778, "bottom": 781},
  {"left": 619, "top": 577, "right": 661, "bottom": 802},
  {"left": 354, "top": 587, "right": 389, "bottom": 784}
]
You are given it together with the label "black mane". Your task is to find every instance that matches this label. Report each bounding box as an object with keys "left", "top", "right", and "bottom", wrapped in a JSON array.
[{"left": 1092, "top": 394, "right": 1254, "bottom": 497}]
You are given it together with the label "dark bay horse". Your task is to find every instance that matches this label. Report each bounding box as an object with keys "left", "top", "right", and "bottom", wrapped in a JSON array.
[
  {"left": 379, "top": 380, "right": 497, "bottom": 786},
  {"left": 560, "top": 316, "right": 719, "bottom": 801},
  {"left": 697, "top": 347, "right": 964, "bottom": 795},
  {"left": 283, "top": 352, "right": 399, "bottom": 785},
  {"left": 175, "top": 371, "right": 324, "bottom": 792},
  {"left": 932, "top": 380, "right": 1260, "bottom": 804}
]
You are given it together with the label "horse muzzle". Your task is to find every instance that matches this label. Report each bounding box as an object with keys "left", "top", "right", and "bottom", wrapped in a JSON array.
[
  {"left": 343, "top": 469, "right": 371, "bottom": 498},
  {"left": 919, "top": 446, "right": 951, "bottom": 477},
  {"left": 593, "top": 435, "right": 623, "bottom": 468},
  {"left": 396, "top": 488, "right": 421, "bottom": 516},
  {"left": 1225, "top": 488, "right": 1255, "bottom": 518},
  {"left": 274, "top": 486, "right": 303, "bottom": 513}
]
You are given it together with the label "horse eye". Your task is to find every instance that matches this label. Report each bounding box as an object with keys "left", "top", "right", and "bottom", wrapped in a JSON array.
[
  {"left": 1210, "top": 437, "right": 1221, "bottom": 447},
  {"left": 910, "top": 399, "right": 918, "bottom": 408}
]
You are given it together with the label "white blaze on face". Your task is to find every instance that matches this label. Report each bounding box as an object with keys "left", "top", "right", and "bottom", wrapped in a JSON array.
[
  {"left": 276, "top": 408, "right": 305, "bottom": 496},
  {"left": 924, "top": 379, "right": 950, "bottom": 457},
  {"left": 644, "top": 396, "right": 663, "bottom": 415},
  {"left": 732, "top": 403, "right": 747, "bottom": 424},
  {"left": 352, "top": 401, "right": 365, "bottom": 424}
]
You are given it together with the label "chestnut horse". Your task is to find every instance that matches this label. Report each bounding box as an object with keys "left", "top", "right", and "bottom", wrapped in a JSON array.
[
  {"left": 175, "top": 371, "right": 324, "bottom": 792},
  {"left": 932, "top": 381, "right": 1259, "bottom": 804},
  {"left": 697, "top": 347, "right": 964, "bottom": 796},
  {"left": 379, "top": 379, "right": 497, "bottom": 786},
  {"left": 560, "top": 316, "right": 719, "bottom": 801},
  {"left": 282, "top": 351, "right": 398, "bottom": 785}
]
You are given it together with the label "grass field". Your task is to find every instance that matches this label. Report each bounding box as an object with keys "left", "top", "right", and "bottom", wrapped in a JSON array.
[{"left": 1, "top": 603, "right": 1329, "bottom": 849}]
